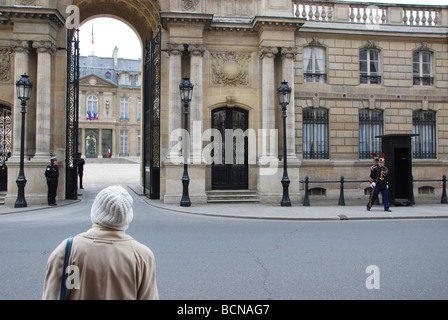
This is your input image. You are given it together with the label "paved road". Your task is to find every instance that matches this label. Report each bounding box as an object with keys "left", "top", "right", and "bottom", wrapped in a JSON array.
[{"left": 1, "top": 182, "right": 448, "bottom": 300}]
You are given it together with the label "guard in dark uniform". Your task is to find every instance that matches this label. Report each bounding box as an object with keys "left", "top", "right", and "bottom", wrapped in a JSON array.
[
  {"left": 367, "top": 154, "right": 391, "bottom": 212},
  {"left": 77, "top": 152, "right": 85, "bottom": 189},
  {"left": 367, "top": 153, "right": 380, "bottom": 210},
  {"left": 45, "top": 156, "right": 59, "bottom": 206}
]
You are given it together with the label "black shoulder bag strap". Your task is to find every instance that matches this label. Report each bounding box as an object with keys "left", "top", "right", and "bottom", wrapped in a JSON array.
[{"left": 60, "top": 236, "right": 74, "bottom": 300}]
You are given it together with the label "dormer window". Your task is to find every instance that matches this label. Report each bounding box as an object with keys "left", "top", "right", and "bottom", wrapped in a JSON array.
[{"left": 120, "top": 73, "right": 130, "bottom": 85}]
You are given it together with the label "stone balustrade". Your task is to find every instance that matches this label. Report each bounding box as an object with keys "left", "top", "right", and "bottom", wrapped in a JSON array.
[{"left": 293, "top": 0, "right": 446, "bottom": 26}]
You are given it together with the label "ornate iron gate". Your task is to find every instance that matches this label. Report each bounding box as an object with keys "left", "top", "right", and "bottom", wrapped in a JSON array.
[
  {"left": 0, "top": 105, "right": 12, "bottom": 191},
  {"left": 143, "top": 27, "right": 162, "bottom": 199},
  {"left": 65, "top": 29, "right": 80, "bottom": 199}
]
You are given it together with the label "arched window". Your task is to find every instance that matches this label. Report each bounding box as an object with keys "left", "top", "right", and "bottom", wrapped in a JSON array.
[
  {"left": 86, "top": 95, "right": 98, "bottom": 120},
  {"left": 413, "top": 110, "right": 436, "bottom": 159},
  {"left": 359, "top": 109, "right": 383, "bottom": 159},
  {"left": 303, "top": 108, "right": 329, "bottom": 159}
]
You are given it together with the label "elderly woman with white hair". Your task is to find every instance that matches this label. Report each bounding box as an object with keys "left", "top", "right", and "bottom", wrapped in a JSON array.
[{"left": 42, "top": 185, "right": 159, "bottom": 300}]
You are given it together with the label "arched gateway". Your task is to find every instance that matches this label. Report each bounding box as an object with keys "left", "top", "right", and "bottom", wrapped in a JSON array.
[{"left": 1, "top": 0, "right": 162, "bottom": 205}]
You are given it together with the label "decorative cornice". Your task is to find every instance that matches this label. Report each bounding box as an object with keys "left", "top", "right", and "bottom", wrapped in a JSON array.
[
  {"left": 160, "top": 12, "right": 213, "bottom": 30},
  {"left": 0, "top": 6, "right": 65, "bottom": 28},
  {"left": 252, "top": 15, "right": 305, "bottom": 32}
]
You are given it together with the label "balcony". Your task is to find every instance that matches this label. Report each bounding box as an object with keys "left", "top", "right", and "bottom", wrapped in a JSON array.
[{"left": 292, "top": 1, "right": 447, "bottom": 28}]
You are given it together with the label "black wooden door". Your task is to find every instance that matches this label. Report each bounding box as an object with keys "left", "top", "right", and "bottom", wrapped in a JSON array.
[{"left": 212, "top": 108, "right": 248, "bottom": 190}]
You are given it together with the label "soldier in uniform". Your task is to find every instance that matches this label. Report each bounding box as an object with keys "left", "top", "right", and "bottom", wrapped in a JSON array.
[
  {"left": 77, "top": 152, "right": 85, "bottom": 189},
  {"left": 366, "top": 153, "right": 380, "bottom": 211},
  {"left": 367, "top": 154, "right": 391, "bottom": 212},
  {"left": 45, "top": 156, "right": 59, "bottom": 206}
]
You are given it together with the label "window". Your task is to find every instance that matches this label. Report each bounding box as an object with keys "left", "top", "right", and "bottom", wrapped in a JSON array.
[
  {"left": 136, "top": 74, "right": 142, "bottom": 86},
  {"left": 413, "top": 110, "right": 436, "bottom": 159},
  {"left": 303, "top": 108, "right": 329, "bottom": 159},
  {"left": 120, "top": 130, "right": 129, "bottom": 156},
  {"left": 120, "top": 97, "right": 129, "bottom": 120},
  {"left": 413, "top": 51, "right": 433, "bottom": 86},
  {"left": 359, "top": 109, "right": 383, "bottom": 159},
  {"left": 120, "top": 73, "right": 130, "bottom": 85},
  {"left": 137, "top": 98, "right": 141, "bottom": 121},
  {"left": 303, "top": 47, "right": 326, "bottom": 83},
  {"left": 359, "top": 49, "right": 381, "bottom": 84},
  {"left": 86, "top": 95, "right": 98, "bottom": 120},
  {"left": 137, "top": 130, "right": 141, "bottom": 156}
]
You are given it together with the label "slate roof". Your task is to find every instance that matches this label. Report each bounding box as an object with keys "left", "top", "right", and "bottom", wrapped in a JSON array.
[{"left": 79, "top": 54, "right": 142, "bottom": 88}]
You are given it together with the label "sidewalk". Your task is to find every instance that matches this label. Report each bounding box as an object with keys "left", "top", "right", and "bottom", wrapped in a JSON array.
[
  {"left": 1, "top": 180, "right": 447, "bottom": 221},
  {"left": 127, "top": 184, "right": 448, "bottom": 221}
]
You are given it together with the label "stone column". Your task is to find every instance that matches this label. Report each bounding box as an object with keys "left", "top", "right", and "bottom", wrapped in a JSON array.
[
  {"left": 188, "top": 44, "right": 205, "bottom": 164},
  {"left": 259, "top": 46, "right": 278, "bottom": 159},
  {"left": 10, "top": 40, "right": 31, "bottom": 159},
  {"left": 32, "top": 40, "right": 56, "bottom": 159},
  {"left": 281, "top": 47, "right": 296, "bottom": 158},
  {"left": 166, "top": 43, "right": 184, "bottom": 161}
]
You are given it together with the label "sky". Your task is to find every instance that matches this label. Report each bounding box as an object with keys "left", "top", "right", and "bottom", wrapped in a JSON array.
[
  {"left": 78, "top": 0, "right": 447, "bottom": 60},
  {"left": 79, "top": 18, "right": 142, "bottom": 60}
]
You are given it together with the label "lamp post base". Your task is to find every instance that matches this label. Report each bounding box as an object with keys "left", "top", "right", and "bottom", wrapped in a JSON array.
[
  {"left": 15, "top": 176, "right": 27, "bottom": 208},
  {"left": 180, "top": 174, "right": 191, "bottom": 207},
  {"left": 280, "top": 176, "right": 291, "bottom": 207}
]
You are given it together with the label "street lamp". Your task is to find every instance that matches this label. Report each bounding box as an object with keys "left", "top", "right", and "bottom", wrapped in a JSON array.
[
  {"left": 278, "top": 80, "right": 291, "bottom": 206},
  {"left": 179, "top": 77, "right": 193, "bottom": 207},
  {"left": 14, "top": 73, "right": 33, "bottom": 208}
]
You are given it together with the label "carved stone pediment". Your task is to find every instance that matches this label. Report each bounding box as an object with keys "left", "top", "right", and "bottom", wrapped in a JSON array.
[
  {"left": 80, "top": 74, "right": 118, "bottom": 88},
  {"left": 210, "top": 51, "right": 251, "bottom": 86}
]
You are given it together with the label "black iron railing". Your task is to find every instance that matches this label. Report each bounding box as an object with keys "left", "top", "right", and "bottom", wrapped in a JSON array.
[{"left": 300, "top": 175, "right": 447, "bottom": 206}]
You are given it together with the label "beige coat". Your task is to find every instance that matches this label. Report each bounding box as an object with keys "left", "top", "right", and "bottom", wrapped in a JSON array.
[{"left": 42, "top": 227, "right": 158, "bottom": 300}]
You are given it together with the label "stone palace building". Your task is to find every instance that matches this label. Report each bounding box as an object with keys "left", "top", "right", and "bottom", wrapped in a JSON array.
[
  {"left": 79, "top": 49, "right": 143, "bottom": 159},
  {"left": 0, "top": 0, "right": 447, "bottom": 207}
]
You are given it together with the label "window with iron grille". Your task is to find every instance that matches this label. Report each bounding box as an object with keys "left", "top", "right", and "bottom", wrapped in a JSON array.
[
  {"left": 413, "top": 110, "right": 436, "bottom": 159},
  {"left": 359, "top": 49, "right": 381, "bottom": 84},
  {"left": 413, "top": 51, "right": 433, "bottom": 86},
  {"left": 303, "top": 47, "right": 326, "bottom": 83},
  {"left": 359, "top": 109, "right": 383, "bottom": 159},
  {"left": 303, "top": 108, "right": 329, "bottom": 159}
]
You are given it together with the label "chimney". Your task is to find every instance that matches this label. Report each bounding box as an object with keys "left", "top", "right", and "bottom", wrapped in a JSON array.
[{"left": 113, "top": 46, "right": 118, "bottom": 66}]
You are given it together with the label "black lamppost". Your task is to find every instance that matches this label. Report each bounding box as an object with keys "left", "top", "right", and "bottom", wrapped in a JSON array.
[
  {"left": 179, "top": 77, "right": 194, "bottom": 207},
  {"left": 278, "top": 81, "right": 291, "bottom": 206},
  {"left": 14, "top": 73, "right": 33, "bottom": 208}
]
